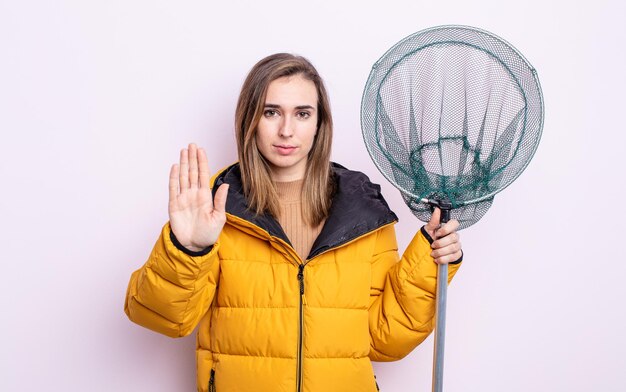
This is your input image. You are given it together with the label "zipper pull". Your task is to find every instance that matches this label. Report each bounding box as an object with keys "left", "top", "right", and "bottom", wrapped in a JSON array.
[
  {"left": 208, "top": 368, "right": 215, "bottom": 392},
  {"left": 297, "top": 264, "right": 307, "bottom": 305}
]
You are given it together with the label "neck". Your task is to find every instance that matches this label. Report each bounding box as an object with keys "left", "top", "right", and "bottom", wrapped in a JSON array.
[{"left": 268, "top": 161, "right": 308, "bottom": 182}]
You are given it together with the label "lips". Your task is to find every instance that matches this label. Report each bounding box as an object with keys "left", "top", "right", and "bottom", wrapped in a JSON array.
[{"left": 274, "top": 145, "right": 298, "bottom": 155}]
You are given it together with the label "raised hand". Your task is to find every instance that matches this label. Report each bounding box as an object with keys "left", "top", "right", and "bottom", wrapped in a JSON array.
[
  {"left": 424, "top": 208, "right": 462, "bottom": 264},
  {"left": 168, "top": 143, "right": 229, "bottom": 252}
]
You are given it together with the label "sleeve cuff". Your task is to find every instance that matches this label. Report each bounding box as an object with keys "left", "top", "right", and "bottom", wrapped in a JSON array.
[
  {"left": 450, "top": 250, "right": 463, "bottom": 265},
  {"left": 420, "top": 225, "right": 463, "bottom": 265},
  {"left": 169, "top": 228, "right": 214, "bottom": 257},
  {"left": 420, "top": 225, "right": 434, "bottom": 244}
]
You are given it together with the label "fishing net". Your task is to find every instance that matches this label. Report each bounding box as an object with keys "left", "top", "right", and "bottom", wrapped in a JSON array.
[
  {"left": 361, "top": 25, "right": 544, "bottom": 229},
  {"left": 361, "top": 25, "right": 544, "bottom": 392}
]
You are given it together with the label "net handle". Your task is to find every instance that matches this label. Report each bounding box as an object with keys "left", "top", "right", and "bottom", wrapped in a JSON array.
[{"left": 428, "top": 199, "right": 451, "bottom": 392}]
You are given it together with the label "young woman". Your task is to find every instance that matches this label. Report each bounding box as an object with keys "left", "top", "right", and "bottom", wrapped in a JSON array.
[{"left": 125, "top": 53, "right": 462, "bottom": 392}]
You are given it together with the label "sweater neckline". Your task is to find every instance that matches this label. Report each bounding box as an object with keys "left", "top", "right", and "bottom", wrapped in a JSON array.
[
  {"left": 275, "top": 179, "right": 304, "bottom": 202},
  {"left": 213, "top": 163, "right": 398, "bottom": 259}
]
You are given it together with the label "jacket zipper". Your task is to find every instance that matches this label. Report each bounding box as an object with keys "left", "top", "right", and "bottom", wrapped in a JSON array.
[
  {"left": 296, "top": 263, "right": 306, "bottom": 392},
  {"left": 208, "top": 368, "right": 216, "bottom": 392},
  {"left": 251, "top": 223, "right": 394, "bottom": 392}
]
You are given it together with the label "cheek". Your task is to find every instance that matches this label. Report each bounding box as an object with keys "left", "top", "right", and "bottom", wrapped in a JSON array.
[
  {"left": 253, "top": 132, "right": 269, "bottom": 159},
  {"left": 303, "top": 124, "right": 318, "bottom": 146},
  {"left": 255, "top": 123, "right": 271, "bottom": 147}
]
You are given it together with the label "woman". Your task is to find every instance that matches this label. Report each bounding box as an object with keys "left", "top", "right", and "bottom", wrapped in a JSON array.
[{"left": 125, "top": 53, "right": 462, "bottom": 392}]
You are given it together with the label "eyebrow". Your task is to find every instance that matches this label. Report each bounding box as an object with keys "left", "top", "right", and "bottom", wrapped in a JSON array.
[{"left": 264, "top": 103, "right": 316, "bottom": 111}]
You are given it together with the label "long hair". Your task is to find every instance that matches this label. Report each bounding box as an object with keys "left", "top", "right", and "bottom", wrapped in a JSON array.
[{"left": 234, "top": 53, "right": 334, "bottom": 226}]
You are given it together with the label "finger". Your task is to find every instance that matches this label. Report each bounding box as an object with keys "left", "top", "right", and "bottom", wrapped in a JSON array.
[
  {"left": 432, "top": 232, "right": 460, "bottom": 250},
  {"left": 189, "top": 143, "right": 199, "bottom": 188},
  {"left": 169, "top": 164, "right": 180, "bottom": 202},
  {"left": 198, "top": 148, "right": 211, "bottom": 189},
  {"left": 179, "top": 148, "right": 189, "bottom": 191},
  {"left": 213, "top": 183, "right": 230, "bottom": 214},
  {"left": 428, "top": 207, "right": 441, "bottom": 228},
  {"left": 434, "top": 219, "right": 460, "bottom": 239},
  {"left": 434, "top": 250, "right": 463, "bottom": 265},
  {"left": 424, "top": 207, "right": 441, "bottom": 238},
  {"left": 431, "top": 242, "right": 462, "bottom": 260}
]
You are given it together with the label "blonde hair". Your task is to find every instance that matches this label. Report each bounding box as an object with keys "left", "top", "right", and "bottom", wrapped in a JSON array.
[{"left": 235, "top": 53, "right": 334, "bottom": 225}]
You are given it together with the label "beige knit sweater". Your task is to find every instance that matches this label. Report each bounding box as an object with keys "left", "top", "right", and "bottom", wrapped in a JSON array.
[{"left": 274, "top": 179, "right": 325, "bottom": 260}]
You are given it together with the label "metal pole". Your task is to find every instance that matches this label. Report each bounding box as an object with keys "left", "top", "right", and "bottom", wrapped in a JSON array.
[
  {"left": 429, "top": 199, "right": 451, "bottom": 392},
  {"left": 432, "top": 262, "right": 448, "bottom": 392}
]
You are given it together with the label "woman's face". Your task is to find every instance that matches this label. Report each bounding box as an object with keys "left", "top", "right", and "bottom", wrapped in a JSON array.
[{"left": 256, "top": 74, "right": 318, "bottom": 182}]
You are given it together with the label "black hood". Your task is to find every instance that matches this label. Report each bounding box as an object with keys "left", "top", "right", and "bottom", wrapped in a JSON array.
[{"left": 213, "top": 163, "right": 398, "bottom": 259}]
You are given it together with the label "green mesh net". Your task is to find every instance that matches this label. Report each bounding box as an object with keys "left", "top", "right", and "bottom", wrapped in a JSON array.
[{"left": 361, "top": 25, "right": 544, "bottom": 229}]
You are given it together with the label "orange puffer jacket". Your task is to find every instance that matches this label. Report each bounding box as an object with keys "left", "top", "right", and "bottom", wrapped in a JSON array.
[{"left": 125, "top": 163, "right": 461, "bottom": 392}]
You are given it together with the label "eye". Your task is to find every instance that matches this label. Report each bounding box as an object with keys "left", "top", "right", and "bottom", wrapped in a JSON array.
[
  {"left": 264, "top": 109, "right": 279, "bottom": 117},
  {"left": 297, "top": 111, "right": 311, "bottom": 119}
]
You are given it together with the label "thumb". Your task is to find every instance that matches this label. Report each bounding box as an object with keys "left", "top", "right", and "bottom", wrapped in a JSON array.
[
  {"left": 213, "top": 183, "right": 229, "bottom": 214},
  {"left": 425, "top": 207, "right": 441, "bottom": 238}
]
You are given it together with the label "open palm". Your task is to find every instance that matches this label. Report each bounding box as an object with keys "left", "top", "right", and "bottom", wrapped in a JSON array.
[{"left": 168, "top": 143, "right": 229, "bottom": 252}]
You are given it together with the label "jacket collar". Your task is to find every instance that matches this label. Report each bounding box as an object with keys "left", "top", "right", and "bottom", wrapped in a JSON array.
[{"left": 213, "top": 163, "right": 398, "bottom": 259}]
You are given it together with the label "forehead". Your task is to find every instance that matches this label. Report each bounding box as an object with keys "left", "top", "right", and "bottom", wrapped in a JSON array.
[{"left": 265, "top": 75, "right": 318, "bottom": 106}]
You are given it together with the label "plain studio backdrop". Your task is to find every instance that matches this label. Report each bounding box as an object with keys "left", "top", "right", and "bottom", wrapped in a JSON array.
[{"left": 1, "top": 0, "right": 624, "bottom": 391}]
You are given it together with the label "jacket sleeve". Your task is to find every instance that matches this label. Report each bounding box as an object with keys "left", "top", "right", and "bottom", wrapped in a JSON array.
[
  {"left": 124, "top": 222, "right": 221, "bottom": 338},
  {"left": 368, "top": 224, "right": 461, "bottom": 361}
]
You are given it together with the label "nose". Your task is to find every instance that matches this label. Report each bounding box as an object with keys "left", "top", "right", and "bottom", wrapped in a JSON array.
[{"left": 279, "top": 116, "right": 294, "bottom": 138}]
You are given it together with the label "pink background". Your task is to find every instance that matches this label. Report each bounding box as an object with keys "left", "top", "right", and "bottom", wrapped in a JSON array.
[{"left": 1, "top": 1, "right": 625, "bottom": 391}]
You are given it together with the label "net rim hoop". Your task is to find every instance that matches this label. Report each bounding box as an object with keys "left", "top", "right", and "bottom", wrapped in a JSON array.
[{"left": 359, "top": 24, "right": 545, "bottom": 207}]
